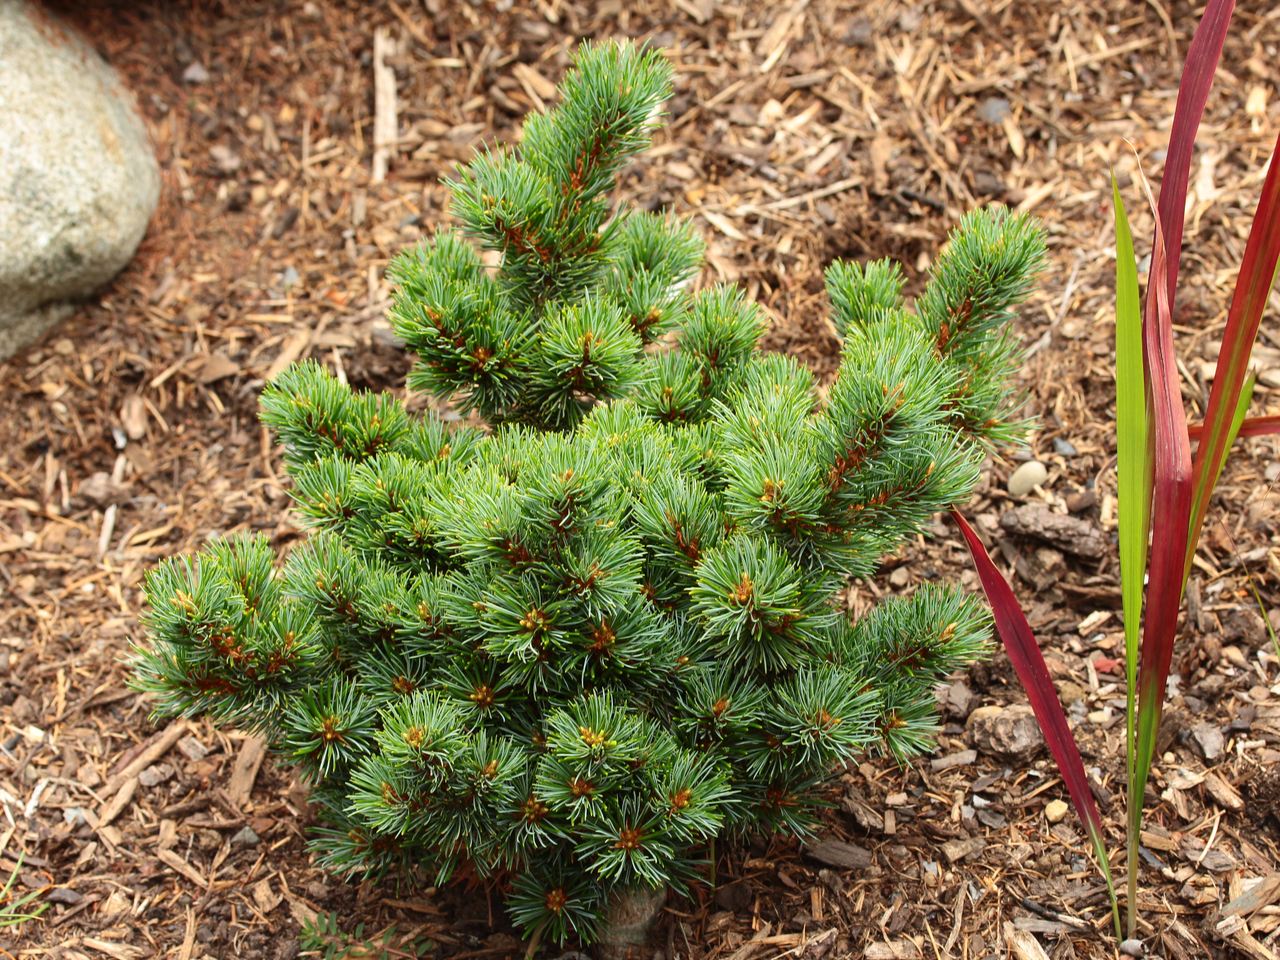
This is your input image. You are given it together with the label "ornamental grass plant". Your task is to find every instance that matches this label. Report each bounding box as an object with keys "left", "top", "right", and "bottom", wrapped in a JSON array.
[
  {"left": 132, "top": 40, "right": 1046, "bottom": 947},
  {"left": 956, "top": 0, "right": 1280, "bottom": 943}
]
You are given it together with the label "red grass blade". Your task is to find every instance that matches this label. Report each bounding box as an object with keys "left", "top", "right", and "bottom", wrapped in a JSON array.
[
  {"left": 1186, "top": 134, "right": 1280, "bottom": 563},
  {"left": 1191, "top": 414, "right": 1280, "bottom": 440},
  {"left": 1155, "top": 0, "right": 1235, "bottom": 308},
  {"left": 951, "top": 510, "right": 1120, "bottom": 935},
  {"left": 1131, "top": 164, "right": 1193, "bottom": 821}
]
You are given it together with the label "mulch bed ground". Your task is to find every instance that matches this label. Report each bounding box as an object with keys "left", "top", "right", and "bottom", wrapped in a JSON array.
[{"left": 2, "top": 1, "right": 1278, "bottom": 958}]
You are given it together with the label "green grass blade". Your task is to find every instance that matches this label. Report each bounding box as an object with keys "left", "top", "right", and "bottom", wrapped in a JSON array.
[
  {"left": 1112, "top": 175, "right": 1150, "bottom": 779},
  {"left": 0, "top": 854, "right": 49, "bottom": 930},
  {"left": 1113, "top": 177, "right": 1152, "bottom": 938}
]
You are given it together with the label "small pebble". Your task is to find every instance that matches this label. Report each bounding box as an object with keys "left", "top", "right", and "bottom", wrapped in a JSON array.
[
  {"left": 1007, "top": 460, "right": 1048, "bottom": 497},
  {"left": 1065, "top": 489, "right": 1096, "bottom": 513},
  {"left": 1120, "top": 938, "right": 1145, "bottom": 957},
  {"left": 1052, "top": 437, "right": 1077, "bottom": 456},
  {"left": 1044, "top": 799, "right": 1069, "bottom": 824},
  {"left": 182, "top": 61, "right": 210, "bottom": 84},
  {"left": 177, "top": 735, "right": 209, "bottom": 762},
  {"left": 1190, "top": 722, "right": 1224, "bottom": 761},
  {"left": 977, "top": 96, "right": 1012, "bottom": 124},
  {"left": 210, "top": 144, "right": 241, "bottom": 174},
  {"left": 232, "top": 825, "right": 261, "bottom": 848},
  {"left": 138, "top": 762, "right": 173, "bottom": 788},
  {"left": 47, "top": 887, "right": 83, "bottom": 906}
]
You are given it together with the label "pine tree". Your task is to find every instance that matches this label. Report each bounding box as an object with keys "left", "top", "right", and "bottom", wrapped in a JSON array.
[{"left": 131, "top": 40, "right": 1045, "bottom": 948}]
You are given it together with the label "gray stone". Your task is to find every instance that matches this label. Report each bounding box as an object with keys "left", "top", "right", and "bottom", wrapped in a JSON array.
[
  {"left": 0, "top": 1, "right": 160, "bottom": 359},
  {"left": 967, "top": 704, "right": 1045, "bottom": 761},
  {"left": 231, "top": 825, "right": 261, "bottom": 848},
  {"left": 1007, "top": 460, "right": 1049, "bottom": 497},
  {"left": 977, "top": 96, "right": 1012, "bottom": 124},
  {"left": 138, "top": 762, "right": 173, "bottom": 787},
  {"left": 182, "top": 60, "right": 209, "bottom": 84},
  {"left": 176, "top": 734, "right": 210, "bottom": 762},
  {"left": 1190, "top": 721, "right": 1225, "bottom": 761},
  {"left": 943, "top": 679, "right": 976, "bottom": 719}
]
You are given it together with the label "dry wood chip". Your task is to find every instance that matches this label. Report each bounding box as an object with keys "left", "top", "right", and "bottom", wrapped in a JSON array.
[
  {"left": 156, "top": 847, "right": 209, "bottom": 887},
  {"left": 195, "top": 352, "right": 241, "bottom": 384},
  {"left": 264, "top": 330, "right": 310, "bottom": 381},
  {"left": 1004, "top": 924, "right": 1051, "bottom": 960},
  {"left": 841, "top": 788, "right": 884, "bottom": 833},
  {"left": 930, "top": 749, "right": 977, "bottom": 771},
  {"left": 1222, "top": 874, "right": 1280, "bottom": 918},
  {"left": 941, "top": 837, "right": 986, "bottom": 863},
  {"left": 1140, "top": 826, "right": 1179, "bottom": 852},
  {"left": 81, "top": 938, "right": 147, "bottom": 960},
  {"left": 1203, "top": 770, "right": 1244, "bottom": 811},
  {"left": 700, "top": 210, "right": 747, "bottom": 240},
  {"left": 178, "top": 905, "right": 198, "bottom": 960},
  {"left": 1179, "top": 837, "right": 1235, "bottom": 873},
  {"left": 804, "top": 838, "right": 873, "bottom": 869},
  {"left": 103, "top": 722, "right": 189, "bottom": 797},
  {"left": 512, "top": 62, "right": 556, "bottom": 103},
  {"left": 95, "top": 776, "right": 137, "bottom": 830},
  {"left": 288, "top": 893, "right": 321, "bottom": 927},
  {"left": 999, "top": 504, "right": 1107, "bottom": 558},
  {"left": 864, "top": 941, "right": 923, "bottom": 959},
  {"left": 226, "top": 734, "right": 268, "bottom": 808},
  {"left": 371, "top": 27, "right": 398, "bottom": 184},
  {"left": 1221, "top": 929, "right": 1275, "bottom": 960},
  {"left": 252, "top": 877, "right": 283, "bottom": 914}
]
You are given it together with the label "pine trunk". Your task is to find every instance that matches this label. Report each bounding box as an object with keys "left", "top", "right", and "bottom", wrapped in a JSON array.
[{"left": 594, "top": 885, "right": 666, "bottom": 960}]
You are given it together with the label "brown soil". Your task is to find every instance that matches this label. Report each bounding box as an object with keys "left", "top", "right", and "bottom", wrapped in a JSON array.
[{"left": 2, "top": 1, "right": 1278, "bottom": 958}]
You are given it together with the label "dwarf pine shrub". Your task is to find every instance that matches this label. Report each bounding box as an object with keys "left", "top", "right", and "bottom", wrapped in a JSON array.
[{"left": 132, "top": 41, "right": 1045, "bottom": 946}]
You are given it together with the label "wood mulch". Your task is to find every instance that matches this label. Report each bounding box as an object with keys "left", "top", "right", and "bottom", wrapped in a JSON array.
[{"left": 2, "top": 1, "right": 1278, "bottom": 958}]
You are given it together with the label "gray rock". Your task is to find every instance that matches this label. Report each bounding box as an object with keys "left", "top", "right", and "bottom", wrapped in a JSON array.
[
  {"left": 1007, "top": 460, "right": 1049, "bottom": 497},
  {"left": 231, "top": 825, "right": 261, "bottom": 848},
  {"left": 1190, "top": 722, "right": 1224, "bottom": 761},
  {"left": 967, "top": 704, "right": 1045, "bottom": 761},
  {"left": 47, "top": 886, "right": 83, "bottom": 905},
  {"left": 138, "top": 762, "right": 173, "bottom": 787},
  {"left": 182, "top": 60, "right": 210, "bottom": 84},
  {"left": 977, "top": 96, "right": 1012, "bottom": 124},
  {"left": 0, "top": 1, "right": 160, "bottom": 359},
  {"left": 177, "top": 735, "right": 210, "bottom": 762},
  {"left": 942, "top": 679, "right": 976, "bottom": 719}
]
